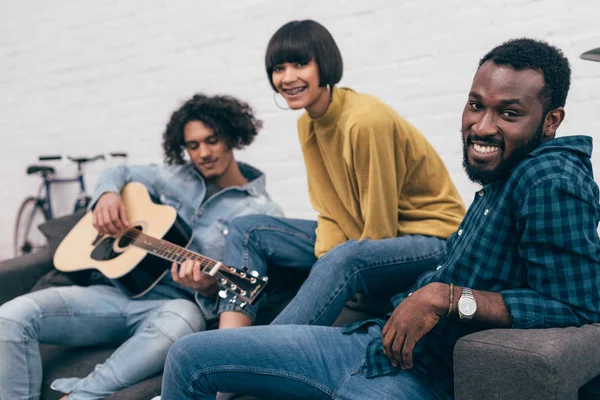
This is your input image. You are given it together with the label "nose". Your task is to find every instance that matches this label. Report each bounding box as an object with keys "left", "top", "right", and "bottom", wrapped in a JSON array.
[
  {"left": 198, "top": 143, "right": 211, "bottom": 159},
  {"left": 281, "top": 66, "right": 297, "bottom": 85},
  {"left": 471, "top": 110, "right": 498, "bottom": 137}
]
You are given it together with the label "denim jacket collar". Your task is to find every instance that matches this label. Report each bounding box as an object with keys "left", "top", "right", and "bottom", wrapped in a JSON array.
[{"left": 187, "top": 161, "right": 268, "bottom": 199}]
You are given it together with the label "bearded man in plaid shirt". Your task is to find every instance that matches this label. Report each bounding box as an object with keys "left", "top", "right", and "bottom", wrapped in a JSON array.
[{"left": 159, "top": 38, "right": 600, "bottom": 400}]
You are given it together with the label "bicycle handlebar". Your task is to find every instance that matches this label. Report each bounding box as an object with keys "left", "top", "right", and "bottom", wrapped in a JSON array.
[{"left": 38, "top": 153, "right": 128, "bottom": 164}]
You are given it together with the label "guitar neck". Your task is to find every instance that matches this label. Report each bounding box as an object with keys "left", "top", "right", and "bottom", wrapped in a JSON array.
[
  {"left": 123, "top": 229, "right": 220, "bottom": 274},
  {"left": 120, "top": 227, "right": 267, "bottom": 305}
]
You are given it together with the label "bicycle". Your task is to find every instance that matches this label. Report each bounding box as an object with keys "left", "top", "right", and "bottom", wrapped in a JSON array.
[{"left": 13, "top": 153, "right": 128, "bottom": 257}]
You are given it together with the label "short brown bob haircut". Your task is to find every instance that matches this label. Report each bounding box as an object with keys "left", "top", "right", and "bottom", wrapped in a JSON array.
[{"left": 265, "top": 20, "right": 343, "bottom": 92}]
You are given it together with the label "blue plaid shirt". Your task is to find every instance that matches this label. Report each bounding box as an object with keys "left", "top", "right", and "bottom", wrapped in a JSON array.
[{"left": 344, "top": 135, "right": 600, "bottom": 397}]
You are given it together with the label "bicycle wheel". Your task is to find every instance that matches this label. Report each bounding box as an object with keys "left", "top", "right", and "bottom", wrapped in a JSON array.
[{"left": 14, "top": 197, "right": 48, "bottom": 257}]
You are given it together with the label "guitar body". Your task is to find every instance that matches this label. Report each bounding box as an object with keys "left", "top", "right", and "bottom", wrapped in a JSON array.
[{"left": 54, "top": 182, "right": 192, "bottom": 298}]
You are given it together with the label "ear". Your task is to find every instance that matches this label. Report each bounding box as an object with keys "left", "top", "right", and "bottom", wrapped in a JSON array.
[{"left": 543, "top": 107, "right": 565, "bottom": 140}]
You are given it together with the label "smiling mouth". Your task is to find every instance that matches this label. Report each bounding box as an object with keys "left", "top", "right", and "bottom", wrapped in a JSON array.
[
  {"left": 200, "top": 159, "right": 218, "bottom": 168},
  {"left": 282, "top": 87, "right": 307, "bottom": 96},
  {"left": 472, "top": 143, "right": 501, "bottom": 154}
]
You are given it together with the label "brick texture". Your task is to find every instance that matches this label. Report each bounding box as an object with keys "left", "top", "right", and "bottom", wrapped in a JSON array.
[{"left": 1, "top": 0, "right": 599, "bottom": 259}]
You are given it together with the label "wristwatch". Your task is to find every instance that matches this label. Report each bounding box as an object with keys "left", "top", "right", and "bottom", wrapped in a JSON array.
[{"left": 458, "top": 287, "right": 477, "bottom": 320}]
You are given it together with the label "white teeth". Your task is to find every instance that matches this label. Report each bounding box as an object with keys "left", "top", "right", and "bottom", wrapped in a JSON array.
[
  {"left": 473, "top": 143, "right": 499, "bottom": 154},
  {"left": 284, "top": 87, "right": 306, "bottom": 95}
]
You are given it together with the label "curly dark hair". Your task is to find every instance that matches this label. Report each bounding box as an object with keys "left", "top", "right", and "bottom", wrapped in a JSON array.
[
  {"left": 479, "top": 38, "right": 571, "bottom": 113},
  {"left": 162, "top": 94, "right": 263, "bottom": 165}
]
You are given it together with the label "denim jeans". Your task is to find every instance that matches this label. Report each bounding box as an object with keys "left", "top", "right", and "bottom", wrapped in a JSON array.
[
  {"left": 223, "top": 215, "right": 446, "bottom": 325},
  {"left": 161, "top": 324, "right": 446, "bottom": 399},
  {"left": 0, "top": 284, "right": 205, "bottom": 400}
]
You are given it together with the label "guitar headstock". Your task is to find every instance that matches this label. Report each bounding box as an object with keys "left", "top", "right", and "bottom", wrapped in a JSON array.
[{"left": 215, "top": 266, "right": 268, "bottom": 307}]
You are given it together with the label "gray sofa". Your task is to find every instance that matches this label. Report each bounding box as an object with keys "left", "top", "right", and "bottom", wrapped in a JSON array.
[{"left": 2, "top": 215, "right": 600, "bottom": 399}]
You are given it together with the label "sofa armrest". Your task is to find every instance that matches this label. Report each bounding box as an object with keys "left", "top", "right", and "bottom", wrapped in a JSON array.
[
  {"left": 454, "top": 325, "right": 600, "bottom": 400},
  {"left": 0, "top": 247, "right": 54, "bottom": 305}
]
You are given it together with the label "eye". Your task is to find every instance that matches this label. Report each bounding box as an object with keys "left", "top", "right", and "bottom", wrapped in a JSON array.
[
  {"left": 272, "top": 65, "right": 283, "bottom": 72},
  {"left": 295, "top": 61, "right": 307, "bottom": 68},
  {"left": 468, "top": 101, "right": 483, "bottom": 111},
  {"left": 185, "top": 142, "right": 199, "bottom": 150},
  {"left": 501, "top": 110, "right": 520, "bottom": 118},
  {"left": 205, "top": 136, "right": 220, "bottom": 145}
]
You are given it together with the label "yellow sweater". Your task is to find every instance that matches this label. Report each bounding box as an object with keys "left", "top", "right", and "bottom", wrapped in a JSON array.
[{"left": 298, "top": 87, "right": 465, "bottom": 258}]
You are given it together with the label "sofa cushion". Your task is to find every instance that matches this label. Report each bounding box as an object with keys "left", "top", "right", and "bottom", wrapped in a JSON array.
[
  {"left": 40, "top": 344, "right": 116, "bottom": 400},
  {"left": 33, "top": 210, "right": 93, "bottom": 290},
  {"left": 38, "top": 209, "right": 87, "bottom": 252}
]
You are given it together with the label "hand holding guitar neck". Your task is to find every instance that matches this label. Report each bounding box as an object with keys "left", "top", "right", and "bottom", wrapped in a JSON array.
[{"left": 171, "top": 260, "right": 219, "bottom": 296}]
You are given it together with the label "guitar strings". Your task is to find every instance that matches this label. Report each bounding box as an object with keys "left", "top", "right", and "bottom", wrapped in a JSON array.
[{"left": 118, "top": 229, "right": 260, "bottom": 303}]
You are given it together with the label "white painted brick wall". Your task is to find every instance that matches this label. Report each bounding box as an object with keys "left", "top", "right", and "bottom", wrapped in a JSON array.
[{"left": 1, "top": 0, "right": 599, "bottom": 259}]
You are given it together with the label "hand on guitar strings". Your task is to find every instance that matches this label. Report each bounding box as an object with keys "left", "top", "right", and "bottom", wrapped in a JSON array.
[
  {"left": 172, "top": 259, "right": 219, "bottom": 297},
  {"left": 92, "top": 192, "right": 131, "bottom": 236}
]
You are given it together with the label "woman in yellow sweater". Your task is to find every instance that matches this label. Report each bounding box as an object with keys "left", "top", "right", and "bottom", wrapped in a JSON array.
[{"left": 220, "top": 19, "right": 465, "bottom": 325}]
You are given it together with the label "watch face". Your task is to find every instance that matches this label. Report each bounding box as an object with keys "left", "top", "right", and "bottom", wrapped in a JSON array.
[{"left": 459, "top": 297, "right": 477, "bottom": 316}]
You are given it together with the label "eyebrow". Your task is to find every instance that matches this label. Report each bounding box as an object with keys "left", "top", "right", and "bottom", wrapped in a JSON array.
[{"left": 468, "top": 92, "right": 523, "bottom": 106}]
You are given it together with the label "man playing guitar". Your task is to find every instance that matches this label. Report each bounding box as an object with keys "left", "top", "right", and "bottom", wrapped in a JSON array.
[{"left": 0, "top": 93, "right": 283, "bottom": 400}]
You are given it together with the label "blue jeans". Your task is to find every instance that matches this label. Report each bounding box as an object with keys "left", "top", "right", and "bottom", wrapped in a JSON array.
[
  {"left": 223, "top": 215, "right": 446, "bottom": 325},
  {"left": 161, "top": 324, "right": 446, "bottom": 399},
  {"left": 0, "top": 285, "right": 205, "bottom": 400}
]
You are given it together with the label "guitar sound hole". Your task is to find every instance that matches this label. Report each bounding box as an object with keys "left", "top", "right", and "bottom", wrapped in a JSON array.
[
  {"left": 90, "top": 237, "right": 117, "bottom": 261},
  {"left": 117, "top": 226, "right": 143, "bottom": 248}
]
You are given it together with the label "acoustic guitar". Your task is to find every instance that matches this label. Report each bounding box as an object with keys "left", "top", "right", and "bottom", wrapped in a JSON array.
[{"left": 53, "top": 182, "right": 267, "bottom": 307}]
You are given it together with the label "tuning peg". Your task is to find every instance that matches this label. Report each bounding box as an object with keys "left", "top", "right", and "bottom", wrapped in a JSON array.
[
  {"left": 220, "top": 278, "right": 227, "bottom": 285},
  {"left": 261, "top": 276, "right": 269, "bottom": 282},
  {"left": 240, "top": 272, "right": 247, "bottom": 278},
  {"left": 230, "top": 267, "right": 237, "bottom": 272},
  {"left": 229, "top": 296, "right": 238, "bottom": 304},
  {"left": 239, "top": 302, "right": 247, "bottom": 309},
  {"left": 250, "top": 278, "right": 257, "bottom": 284},
  {"left": 218, "top": 290, "right": 228, "bottom": 299},
  {"left": 249, "top": 270, "right": 259, "bottom": 278},
  {"left": 230, "top": 284, "right": 237, "bottom": 290},
  {"left": 240, "top": 290, "right": 247, "bottom": 296}
]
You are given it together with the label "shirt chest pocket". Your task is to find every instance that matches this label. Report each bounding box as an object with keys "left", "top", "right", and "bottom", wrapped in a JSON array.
[{"left": 211, "top": 218, "right": 230, "bottom": 237}]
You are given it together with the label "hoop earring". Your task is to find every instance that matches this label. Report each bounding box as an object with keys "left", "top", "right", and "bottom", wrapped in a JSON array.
[{"left": 273, "top": 92, "right": 289, "bottom": 110}]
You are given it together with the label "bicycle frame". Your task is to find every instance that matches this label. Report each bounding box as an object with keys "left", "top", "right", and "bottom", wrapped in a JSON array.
[{"left": 39, "top": 172, "right": 87, "bottom": 220}]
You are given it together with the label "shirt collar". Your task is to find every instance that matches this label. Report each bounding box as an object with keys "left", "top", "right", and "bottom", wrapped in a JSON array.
[{"left": 528, "top": 135, "right": 593, "bottom": 158}]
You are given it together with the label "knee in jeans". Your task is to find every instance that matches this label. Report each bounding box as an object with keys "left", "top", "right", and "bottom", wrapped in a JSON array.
[
  {"left": 315, "top": 240, "right": 362, "bottom": 274},
  {"left": 0, "top": 296, "right": 42, "bottom": 342},
  {"left": 151, "top": 299, "right": 204, "bottom": 340},
  {"left": 229, "top": 214, "right": 277, "bottom": 238}
]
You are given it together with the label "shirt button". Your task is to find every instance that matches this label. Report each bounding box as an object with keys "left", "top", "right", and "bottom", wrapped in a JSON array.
[
  {"left": 223, "top": 228, "right": 229, "bottom": 236},
  {"left": 479, "top": 190, "right": 484, "bottom": 197},
  {"left": 458, "top": 229, "right": 463, "bottom": 236},
  {"left": 484, "top": 209, "right": 489, "bottom": 215},
  {"left": 436, "top": 265, "right": 442, "bottom": 271}
]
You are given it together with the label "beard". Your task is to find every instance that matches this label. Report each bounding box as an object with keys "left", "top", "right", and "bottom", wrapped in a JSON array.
[{"left": 462, "top": 123, "right": 544, "bottom": 186}]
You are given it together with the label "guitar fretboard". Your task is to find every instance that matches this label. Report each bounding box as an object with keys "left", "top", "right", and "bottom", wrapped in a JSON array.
[{"left": 122, "top": 229, "right": 218, "bottom": 272}]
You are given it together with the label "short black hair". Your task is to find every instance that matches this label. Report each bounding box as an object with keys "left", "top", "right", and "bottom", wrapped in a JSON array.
[
  {"left": 265, "top": 20, "right": 343, "bottom": 92},
  {"left": 479, "top": 38, "right": 571, "bottom": 113},
  {"left": 162, "top": 94, "right": 262, "bottom": 165}
]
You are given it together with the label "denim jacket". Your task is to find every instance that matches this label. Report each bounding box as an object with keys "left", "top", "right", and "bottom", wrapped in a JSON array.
[
  {"left": 91, "top": 161, "right": 283, "bottom": 260},
  {"left": 89, "top": 161, "right": 284, "bottom": 320}
]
